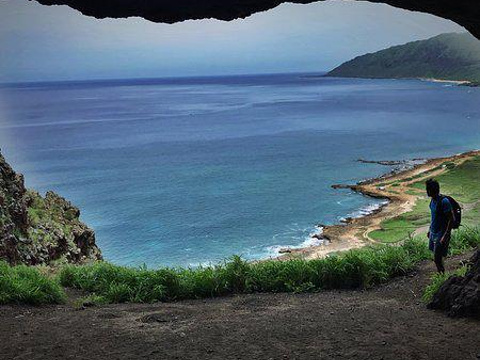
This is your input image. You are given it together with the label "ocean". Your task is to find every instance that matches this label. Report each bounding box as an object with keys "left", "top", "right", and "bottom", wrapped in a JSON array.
[{"left": 1, "top": 73, "right": 479, "bottom": 267}]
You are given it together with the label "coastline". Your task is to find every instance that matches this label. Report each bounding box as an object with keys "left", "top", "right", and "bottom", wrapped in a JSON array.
[
  {"left": 324, "top": 74, "right": 477, "bottom": 87},
  {"left": 419, "top": 77, "right": 472, "bottom": 85},
  {"left": 275, "top": 149, "right": 480, "bottom": 261}
]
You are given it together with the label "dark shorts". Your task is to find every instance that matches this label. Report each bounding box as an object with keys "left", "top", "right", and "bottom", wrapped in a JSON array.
[{"left": 429, "top": 232, "right": 451, "bottom": 257}]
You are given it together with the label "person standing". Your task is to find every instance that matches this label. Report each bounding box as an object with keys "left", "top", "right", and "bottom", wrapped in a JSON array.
[{"left": 426, "top": 179, "right": 454, "bottom": 273}]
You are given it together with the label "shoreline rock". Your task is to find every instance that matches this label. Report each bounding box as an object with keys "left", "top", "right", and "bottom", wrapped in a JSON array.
[{"left": 0, "top": 150, "right": 102, "bottom": 265}]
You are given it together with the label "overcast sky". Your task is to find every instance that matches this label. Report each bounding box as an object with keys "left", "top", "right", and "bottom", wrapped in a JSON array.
[{"left": 0, "top": 0, "right": 465, "bottom": 83}]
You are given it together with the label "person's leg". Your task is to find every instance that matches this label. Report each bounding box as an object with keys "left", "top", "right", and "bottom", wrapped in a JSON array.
[{"left": 434, "top": 243, "right": 445, "bottom": 273}]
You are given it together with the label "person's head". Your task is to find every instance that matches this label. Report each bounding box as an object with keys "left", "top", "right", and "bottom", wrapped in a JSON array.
[{"left": 426, "top": 179, "right": 440, "bottom": 198}]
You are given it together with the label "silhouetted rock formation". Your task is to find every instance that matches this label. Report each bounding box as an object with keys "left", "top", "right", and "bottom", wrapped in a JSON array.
[
  {"left": 0, "top": 150, "right": 102, "bottom": 265},
  {"left": 428, "top": 250, "right": 480, "bottom": 318},
  {"left": 31, "top": 0, "right": 480, "bottom": 40}
]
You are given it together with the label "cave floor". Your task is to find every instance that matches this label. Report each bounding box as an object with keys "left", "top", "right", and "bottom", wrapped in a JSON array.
[{"left": 1, "top": 251, "right": 479, "bottom": 360}]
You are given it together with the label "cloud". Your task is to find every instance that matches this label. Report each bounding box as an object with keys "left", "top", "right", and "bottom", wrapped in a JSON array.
[{"left": 1, "top": 1, "right": 464, "bottom": 82}]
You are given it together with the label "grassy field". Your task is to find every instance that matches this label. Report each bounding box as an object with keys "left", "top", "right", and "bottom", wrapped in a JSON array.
[
  {"left": 370, "top": 156, "right": 480, "bottom": 243},
  {"left": 369, "top": 199, "right": 430, "bottom": 243}
]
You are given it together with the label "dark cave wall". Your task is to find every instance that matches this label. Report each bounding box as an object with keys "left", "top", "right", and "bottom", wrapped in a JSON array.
[{"left": 30, "top": 0, "right": 480, "bottom": 39}]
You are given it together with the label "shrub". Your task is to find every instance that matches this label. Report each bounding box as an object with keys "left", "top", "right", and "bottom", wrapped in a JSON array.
[
  {"left": 5, "top": 226, "right": 479, "bottom": 305},
  {"left": 0, "top": 261, "right": 66, "bottom": 305},
  {"left": 449, "top": 226, "right": 480, "bottom": 255},
  {"left": 422, "top": 266, "right": 468, "bottom": 303},
  {"left": 56, "top": 237, "right": 434, "bottom": 303}
]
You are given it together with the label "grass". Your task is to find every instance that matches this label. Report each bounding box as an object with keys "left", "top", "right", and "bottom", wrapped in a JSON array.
[
  {"left": 422, "top": 265, "right": 468, "bottom": 303},
  {"left": 58, "top": 245, "right": 419, "bottom": 303},
  {"left": 369, "top": 198, "right": 431, "bottom": 243},
  {"left": 0, "top": 262, "right": 66, "bottom": 305},
  {"left": 57, "top": 227, "right": 479, "bottom": 304},
  {"left": 410, "top": 156, "right": 480, "bottom": 204},
  {"left": 1, "top": 227, "right": 479, "bottom": 305},
  {"left": 370, "top": 156, "right": 480, "bottom": 243}
]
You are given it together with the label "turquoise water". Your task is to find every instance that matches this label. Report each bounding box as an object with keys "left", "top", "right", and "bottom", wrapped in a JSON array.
[{"left": 1, "top": 74, "right": 479, "bottom": 267}]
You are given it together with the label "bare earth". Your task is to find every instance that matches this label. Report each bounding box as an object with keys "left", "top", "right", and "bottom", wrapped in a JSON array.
[
  {"left": 1, "top": 252, "right": 479, "bottom": 360},
  {"left": 279, "top": 150, "right": 480, "bottom": 260}
]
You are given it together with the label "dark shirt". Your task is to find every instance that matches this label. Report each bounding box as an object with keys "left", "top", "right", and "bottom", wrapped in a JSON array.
[{"left": 429, "top": 196, "right": 452, "bottom": 239}]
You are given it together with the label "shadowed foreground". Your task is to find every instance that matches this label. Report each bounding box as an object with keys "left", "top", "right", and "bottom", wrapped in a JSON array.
[{"left": 2, "top": 252, "right": 479, "bottom": 360}]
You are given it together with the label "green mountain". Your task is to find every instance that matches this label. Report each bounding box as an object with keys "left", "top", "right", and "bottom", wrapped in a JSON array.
[{"left": 327, "top": 32, "right": 480, "bottom": 82}]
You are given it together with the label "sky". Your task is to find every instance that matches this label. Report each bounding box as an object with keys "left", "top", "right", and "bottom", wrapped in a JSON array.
[{"left": 0, "top": 0, "right": 465, "bottom": 83}]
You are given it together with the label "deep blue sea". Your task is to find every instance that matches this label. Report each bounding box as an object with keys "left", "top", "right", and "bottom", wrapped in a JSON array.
[{"left": 1, "top": 73, "right": 479, "bottom": 267}]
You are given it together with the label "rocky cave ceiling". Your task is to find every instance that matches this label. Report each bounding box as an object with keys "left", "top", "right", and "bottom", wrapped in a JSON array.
[{"left": 31, "top": 0, "right": 480, "bottom": 40}]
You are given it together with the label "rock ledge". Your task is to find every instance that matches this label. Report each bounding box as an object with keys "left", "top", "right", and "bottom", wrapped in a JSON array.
[{"left": 0, "top": 151, "right": 102, "bottom": 265}]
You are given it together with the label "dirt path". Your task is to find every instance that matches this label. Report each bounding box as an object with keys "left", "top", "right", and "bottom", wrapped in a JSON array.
[
  {"left": 413, "top": 225, "right": 430, "bottom": 238},
  {"left": 1, "top": 252, "right": 479, "bottom": 360}
]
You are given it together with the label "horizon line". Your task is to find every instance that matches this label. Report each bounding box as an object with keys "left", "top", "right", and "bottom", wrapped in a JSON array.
[{"left": 0, "top": 70, "right": 330, "bottom": 88}]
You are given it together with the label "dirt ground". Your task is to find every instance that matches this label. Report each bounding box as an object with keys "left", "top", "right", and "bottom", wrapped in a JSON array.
[{"left": 1, "top": 252, "right": 480, "bottom": 360}]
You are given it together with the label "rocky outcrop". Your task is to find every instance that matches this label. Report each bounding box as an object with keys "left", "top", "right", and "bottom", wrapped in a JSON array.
[
  {"left": 0, "top": 151, "right": 102, "bottom": 265},
  {"left": 428, "top": 250, "right": 480, "bottom": 318},
  {"left": 31, "top": 0, "right": 480, "bottom": 40}
]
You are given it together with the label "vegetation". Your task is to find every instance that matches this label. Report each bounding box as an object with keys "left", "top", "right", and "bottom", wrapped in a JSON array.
[
  {"left": 1, "top": 154, "right": 478, "bottom": 306},
  {"left": 0, "top": 227, "right": 479, "bottom": 306},
  {"left": 0, "top": 262, "right": 66, "bottom": 305},
  {"left": 22, "top": 190, "right": 101, "bottom": 264},
  {"left": 410, "top": 156, "right": 480, "bottom": 204},
  {"left": 56, "top": 227, "right": 479, "bottom": 304},
  {"left": 58, "top": 244, "right": 416, "bottom": 303},
  {"left": 370, "top": 156, "right": 480, "bottom": 243},
  {"left": 422, "top": 266, "right": 468, "bottom": 303},
  {"left": 327, "top": 32, "right": 480, "bottom": 82},
  {"left": 369, "top": 199, "right": 430, "bottom": 243}
]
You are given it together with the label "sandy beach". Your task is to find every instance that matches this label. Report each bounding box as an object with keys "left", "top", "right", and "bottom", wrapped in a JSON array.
[
  {"left": 419, "top": 78, "right": 472, "bottom": 85},
  {"left": 277, "top": 149, "right": 480, "bottom": 260}
]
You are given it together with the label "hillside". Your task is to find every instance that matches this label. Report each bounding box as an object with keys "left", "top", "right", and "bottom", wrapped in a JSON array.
[
  {"left": 327, "top": 32, "right": 480, "bottom": 82},
  {"left": 0, "top": 151, "right": 102, "bottom": 265}
]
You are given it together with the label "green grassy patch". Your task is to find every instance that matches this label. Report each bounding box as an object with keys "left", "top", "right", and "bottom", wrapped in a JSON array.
[
  {"left": 463, "top": 203, "right": 480, "bottom": 227},
  {"left": 58, "top": 228, "right": 479, "bottom": 304},
  {"left": 405, "top": 189, "right": 422, "bottom": 196},
  {"left": 0, "top": 262, "right": 66, "bottom": 305},
  {"left": 410, "top": 156, "right": 480, "bottom": 204},
  {"left": 2, "top": 228, "right": 480, "bottom": 305},
  {"left": 372, "top": 156, "right": 480, "bottom": 243},
  {"left": 369, "top": 198, "right": 431, "bottom": 243},
  {"left": 422, "top": 265, "right": 468, "bottom": 303},
  {"left": 58, "top": 246, "right": 420, "bottom": 303}
]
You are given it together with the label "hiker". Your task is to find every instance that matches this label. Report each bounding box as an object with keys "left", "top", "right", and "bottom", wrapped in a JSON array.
[{"left": 426, "top": 179, "right": 454, "bottom": 273}]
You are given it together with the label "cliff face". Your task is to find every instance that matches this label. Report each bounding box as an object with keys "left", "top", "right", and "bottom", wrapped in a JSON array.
[{"left": 0, "top": 151, "right": 102, "bottom": 265}]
